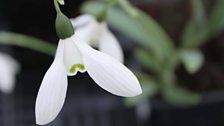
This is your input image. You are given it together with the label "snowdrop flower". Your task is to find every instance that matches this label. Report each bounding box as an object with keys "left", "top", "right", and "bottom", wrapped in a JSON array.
[
  {"left": 0, "top": 53, "right": 20, "bottom": 93},
  {"left": 71, "top": 14, "right": 124, "bottom": 63},
  {"left": 35, "top": 12, "right": 142, "bottom": 125}
]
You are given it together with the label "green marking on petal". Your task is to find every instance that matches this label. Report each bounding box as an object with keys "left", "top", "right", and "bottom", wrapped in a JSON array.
[
  {"left": 90, "top": 39, "right": 98, "bottom": 47},
  {"left": 70, "top": 64, "right": 85, "bottom": 73}
]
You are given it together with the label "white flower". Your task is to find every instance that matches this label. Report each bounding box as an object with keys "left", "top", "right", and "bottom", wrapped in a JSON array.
[
  {"left": 0, "top": 53, "right": 20, "bottom": 93},
  {"left": 71, "top": 14, "right": 124, "bottom": 63},
  {"left": 35, "top": 35, "right": 142, "bottom": 125}
]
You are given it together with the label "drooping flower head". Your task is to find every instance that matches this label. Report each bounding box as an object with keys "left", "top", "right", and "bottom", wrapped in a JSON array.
[
  {"left": 71, "top": 14, "right": 124, "bottom": 63},
  {"left": 35, "top": 0, "right": 142, "bottom": 125}
]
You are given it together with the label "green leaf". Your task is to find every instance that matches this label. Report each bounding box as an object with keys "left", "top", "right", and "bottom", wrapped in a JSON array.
[
  {"left": 135, "top": 48, "right": 162, "bottom": 73},
  {"left": 124, "top": 73, "right": 158, "bottom": 107},
  {"left": 81, "top": 1, "right": 175, "bottom": 62},
  {"left": 179, "top": 49, "right": 204, "bottom": 74},
  {"left": 134, "top": 9, "right": 176, "bottom": 61},
  {"left": 163, "top": 86, "right": 200, "bottom": 106},
  {"left": 0, "top": 31, "right": 56, "bottom": 56},
  {"left": 209, "top": 0, "right": 224, "bottom": 36},
  {"left": 191, "top": 0, "right": 206, "bottom": 24},
  {"left": 181, "top": 0, "right": 208, "bottom": 48},
  {"left": 181, "top": 20, "right": 207, "bottom": 48}
]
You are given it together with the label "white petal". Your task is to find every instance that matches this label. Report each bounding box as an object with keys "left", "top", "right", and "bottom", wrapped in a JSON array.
[
  {"left": 71, "top": 15, "right": 98, "bottom": 45},
  {"left": 35, "top": 41, "right": 67, "bottom": 125},
  {"left": 62, "top": 38, "right": 86, "bottom": 76},
  {"left": 72, "top": 36, "right": 142, "bottom": 97},
  {"left": 71, "top": 14, "right": 95, "bottom": 28},
  {"left": 0, "top": 53, "right": 20, "bottom": 93},
  {"left": 99, "top": 25, "right": 124, "bottom": 63}
]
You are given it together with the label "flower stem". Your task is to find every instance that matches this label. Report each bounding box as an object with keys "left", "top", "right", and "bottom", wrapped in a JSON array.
[
  {"left": 54, "top": 0, "right": 61, "bottom": 14},
  {"left": 0, "top": 31, "right": 56, "bottom": 56},
  {"left": 96, "top": 0, "right": 117, "bottom": 22},
  {"left": 117, "top": 0, "right": 138, "bottom": 17}
]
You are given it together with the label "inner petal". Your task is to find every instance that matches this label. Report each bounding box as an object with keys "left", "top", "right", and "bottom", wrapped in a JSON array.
[
  {"left": 90, "top": 22, "right": 107, "bottom": 47},
  {"left": 98, "top": 25, "right": 124, "bottom": 63},
  {"left": 62, "top": 38, "right": 86, "bottom": 76},
  {"left": 71, "top": 15, "right": 96, "bottom": 29}
]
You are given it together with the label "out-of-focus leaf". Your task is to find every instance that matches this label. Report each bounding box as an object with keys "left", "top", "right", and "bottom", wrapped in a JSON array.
[
  {"left": 134, "top": 9, "right": 176, "bottom": 61},
  {"left": 0, "top": 31, "right": 56, "bottom": 56},
  {"left": 163, "top": 86, "right": 200, "bottom": 106},
  {"left": 81, "top": 1, "right": 176, "bottom": 62},
  {"left": 181, "top": 20, "right": 207, "bottom": 48},
  {"left": 191, "top": 0, "right": 205, "bottom": 24},
  {"left": 135, "top": 48, "right": 162, "bottom": 73},
  {"left": 179, "top": 49, "right": 204, "bottom": 74},
  {"left": 134, "top": 71, "right": 156, "bottom": 84},
  {"left": 181, "top": 0, "right": 208, "bottom": 48},
  {"left": 124, "top": 73, "right": 158, "bottom": 107},
  {"left": 209, "top": 0, "right": 224, "bottom": 36},
  {"left": 117, "top": 0, "right": 176, "bottom": 59}
]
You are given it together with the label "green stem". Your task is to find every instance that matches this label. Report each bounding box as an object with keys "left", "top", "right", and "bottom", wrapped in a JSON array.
[
  {"left": 54, "top": 0, "right": 61, "bottom": 14},
  {"left": 117, "top": 0, "right": 138, "bottom": 17},
  {"left": 96, "top": 0, "right": 117, "bottom": 22},
  {"left": 0, "top": 31, "right": 56, "bottom": 56}
]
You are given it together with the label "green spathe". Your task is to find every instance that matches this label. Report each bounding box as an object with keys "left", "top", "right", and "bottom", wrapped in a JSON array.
[
  {"left": 70, "top": 64, "right": 85, "bottom": 74},
  {"left": 55, "top": 13, "right": 74, "bottom": 39}
]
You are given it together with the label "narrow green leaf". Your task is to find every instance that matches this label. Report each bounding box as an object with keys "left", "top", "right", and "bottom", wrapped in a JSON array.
[
  {"left": 181, "top": 20, "right": 206, "bottom": 48},
  {"left": 134, "top": 9, "right": 176, "bottom": 61},
  {"left": 163, "top": 86, "right": 200, "bottom": 106},
  {"left": 181, "top": 0, "right": 209, "bottom": 48},
  {"left": 135, "top": 48, "right": 162, "bottom": 73},
  {"left": 191, "top": 0, "right": 206, "bottom": 24},
  {"left": 0, "top": 31, "right": 56, "bottom": 56},
  {"left": 209, "top": 0, "right": 224, "bottom": 36},
  {"left": 179, "top": 49, "right": 204, "bottom": 74}
]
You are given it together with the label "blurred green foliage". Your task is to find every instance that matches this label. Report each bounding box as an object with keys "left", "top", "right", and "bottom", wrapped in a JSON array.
[
  {"left": 82, "top": 0, "right": 224, "bottom": 107},
  {"left": 209, "top": 0, "right": 224, "bottom": 36},
  {"left": 179, "top": 49, "right": 204, "bottom": 74},
  {"left": 181, "top": 0, "right": 208, "bottom": 48},
  {"left": 0, "top": 32, "right": 56, "bottom": 55}
]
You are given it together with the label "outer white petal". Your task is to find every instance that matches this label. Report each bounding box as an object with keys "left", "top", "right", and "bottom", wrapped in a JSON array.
[
  {"left": 0, "top": 53, "right": 20, "bottom": 93},
  {"left": 35, "top": 41, "right": 67, "bottom": 125},
  {"left": 71, "top": 14, "right": 95, "bottom": 28},
  {"left": 99, "top": 24, "right": 124, "bottom": 63},
  {"left": 72, "top": 36, "right": 142, "bottom": 97},
  {"left": 71, "top": 15, "right": 99, "bottom": 45},
  {"left": 62, "top": 38, "right": 86, "bottom": 76}
]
